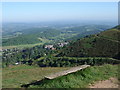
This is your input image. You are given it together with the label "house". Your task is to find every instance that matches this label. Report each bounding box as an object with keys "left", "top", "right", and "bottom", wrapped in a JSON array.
[
  {"left": 44, "top": 45, "right": 55, "bottom": 50},
  {"left": 57, "top": 42, "right": 69, "bottom": 47},
  {"left": 51, "top": 47, "right": 56, "bottom": 50},
  {"left": 15, "top": 62, "right": 19, "bottom": 65},
  {"left": 45, "top": 45, "right": 54, "bottom": 49}
]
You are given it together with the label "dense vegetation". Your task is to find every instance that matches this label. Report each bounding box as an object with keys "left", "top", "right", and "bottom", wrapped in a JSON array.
[
  {"left": 58, "top": 25, "right": 120, "bottom": 59},
  {"left": 3, "top": 46, "right": 120, "bottom": 68},
  {"left": 2, "top": 25, "right": 120, "bottom": 67},
  {"left": 36, "top": 57, "right": 120, "bottom": 67},
  {"left": 29, "top": 64, "right": 118, "bottom": 88},
  {"left": 2, "top": 45, "right": 53, "bottom": 67}
]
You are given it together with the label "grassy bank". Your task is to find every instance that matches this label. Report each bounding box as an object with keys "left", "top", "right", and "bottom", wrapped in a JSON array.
[
  {"left": 29, "top": 64, "right": 119, "bottom": 88},
  {"left": 2, "top": 65, "right": 70, "bottom": 88}
]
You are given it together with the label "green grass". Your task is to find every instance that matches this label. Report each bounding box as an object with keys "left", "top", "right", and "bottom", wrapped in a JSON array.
[
  {"left": 29, "top": 64, "right": 119, "bottom": 88},
  {"left": 2, "top": 38, "right": 50, "bottom": 49},
  {"left": 2, "top": 43, "right": 43, "bottom": 49},
  {"left": 2, "top": 65, "right": 70, "bottom": 88}
]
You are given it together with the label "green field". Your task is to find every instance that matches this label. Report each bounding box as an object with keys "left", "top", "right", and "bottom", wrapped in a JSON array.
[
  {"left": 2, "top": 43, "right": 43, "bottom": 49},
  {"left": 2, "top": 65, "right": 70, "bottom": 88},
  {"left": 2, "top": 38, "right": 50, "bottom": 49}
]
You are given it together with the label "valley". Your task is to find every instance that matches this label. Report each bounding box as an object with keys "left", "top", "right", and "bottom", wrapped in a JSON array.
[
  {"left": 2, "top": 24, "right": 111, "bottom": 47},
  {"left": 2, "top": 24, "right": 120, "bottom": 88},
  {"left": 2, "top": 2, "right": 119, "bottom": 89}
]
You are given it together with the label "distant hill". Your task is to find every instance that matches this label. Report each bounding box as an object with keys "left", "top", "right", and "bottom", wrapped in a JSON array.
[
  {"left": 113, "top": 25, "right": 120, "bottom": 29},
  {"left": 67, "top": 30, "right": 101, "bottom": 41},
  {"left": 65, "top": 25, "right": 111, "bottom": 33},
  {"left": 2, "top": 28, "right": 61, "bottom": 46},
  {"left": 57, "top": 25, "right": 120, "bottom": 59},
  {"left": 65, "top": 25, "right": 111, "bottom": 40},
  {"left": 2, "top": 25, "right": 113, "bottom": 46}
]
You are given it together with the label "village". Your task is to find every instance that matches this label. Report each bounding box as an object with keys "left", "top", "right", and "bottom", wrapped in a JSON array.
[
  {"left": 44, "top": 42, "right": 69, "bottom": 50},
  {"left": 2, "top": 41, "right": 69, "bottom": 65}
]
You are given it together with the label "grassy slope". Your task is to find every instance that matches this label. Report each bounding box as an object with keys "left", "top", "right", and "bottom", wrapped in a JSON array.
[
  {"left": 30, "top": 64, "right": 119, "bottom": 88},
  {"left": 99, "top": 29, "right": 120, "bottom": 41},
  {"left": 2, "top": 65, "right": 70, "bottom": 88}
]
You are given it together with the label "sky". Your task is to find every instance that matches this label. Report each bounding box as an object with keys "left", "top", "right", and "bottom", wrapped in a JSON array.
[{"left": 2, "top": 2, "right": 118, "bottom": 23}]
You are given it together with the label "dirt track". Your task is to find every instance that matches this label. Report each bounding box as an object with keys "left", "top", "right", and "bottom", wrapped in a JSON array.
[{"left": 89, "top": 77, "right": 119, "bottom": 88}]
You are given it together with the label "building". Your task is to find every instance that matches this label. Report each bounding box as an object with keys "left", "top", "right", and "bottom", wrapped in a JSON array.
[
  {"left": 58, "top": 42, "right": 69, "bottom": 47},
  {"left": 45, "top": 45, "right": 55, "bottom": 50}
]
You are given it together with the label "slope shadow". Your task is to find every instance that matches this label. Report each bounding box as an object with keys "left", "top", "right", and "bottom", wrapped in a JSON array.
[{"left": 21, "top": 78, "right": 49, "bottom": 88}]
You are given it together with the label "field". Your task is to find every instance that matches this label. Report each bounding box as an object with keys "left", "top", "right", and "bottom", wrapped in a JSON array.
[
  {"left": 2, "top": 43, "right": 42, "bottom": 49},
  {"left": 2, "top": 38, "right": 50, "bottom": 49},
  {"left": 2, "top": 65, "right": 70, "bottom": 88}
]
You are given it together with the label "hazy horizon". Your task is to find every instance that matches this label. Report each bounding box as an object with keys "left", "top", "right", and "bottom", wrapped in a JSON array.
[{"left": 2, "top": 2, "right": 118, "bottom": 24}]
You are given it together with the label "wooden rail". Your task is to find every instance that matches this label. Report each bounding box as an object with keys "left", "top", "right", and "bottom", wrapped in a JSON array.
[{"left": 45, "top": 65, "right": 90, "bottom": 79}]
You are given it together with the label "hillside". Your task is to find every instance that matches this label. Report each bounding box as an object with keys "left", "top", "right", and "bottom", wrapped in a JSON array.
[
  {"left": 57, "top": 25, "right": 120, "bottom": 59},
  {"left": 29, "top": 64, "right": 118, "bottom": 88},
  {"left": 67, "top": 30, "right": 101, "bottom": 40},
  {"left": 2, "top": 25, "right": 120, "bottom": 67}
]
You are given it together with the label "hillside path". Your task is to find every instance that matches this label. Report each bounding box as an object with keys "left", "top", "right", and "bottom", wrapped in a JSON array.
[{"left": 89, "top": 77, "right": 119, "bottom": 88}]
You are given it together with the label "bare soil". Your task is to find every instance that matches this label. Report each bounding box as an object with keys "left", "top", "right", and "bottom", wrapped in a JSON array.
[{"left": 89, "top": 77, "right": 119, "bottom": 88}]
